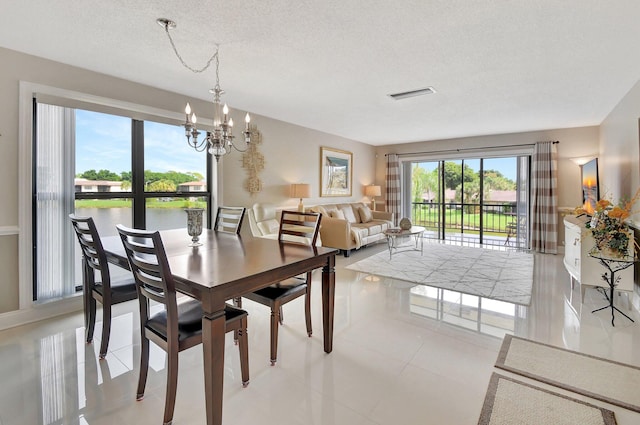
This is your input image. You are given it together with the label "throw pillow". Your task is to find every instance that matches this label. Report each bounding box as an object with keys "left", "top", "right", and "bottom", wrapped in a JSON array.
[
  {"left": 330, "top": 209, "right": 346, "bottom": 220},
  {"left": 358, "top": 206, "right": 373, "bottom": 223},
  {"left": 341, "top": 206, "right": 358, "bottom": 223}
]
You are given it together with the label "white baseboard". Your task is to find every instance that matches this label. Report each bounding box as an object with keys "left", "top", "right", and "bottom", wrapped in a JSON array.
[{"left": 0, "top": 296, "right": 83, "bottom": 331}]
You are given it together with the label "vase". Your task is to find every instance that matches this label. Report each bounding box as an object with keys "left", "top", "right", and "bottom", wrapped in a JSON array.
[
  {"left": 399, "top": 217, "right": 412, "bottom": 230},
  {"left": 185, "top": 208, "right": 204, "bottom": 246}
]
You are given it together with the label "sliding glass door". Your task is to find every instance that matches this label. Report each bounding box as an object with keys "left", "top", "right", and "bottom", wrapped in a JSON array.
[{"left": 406, "top": 155, "right": 530, "bottom": 248}]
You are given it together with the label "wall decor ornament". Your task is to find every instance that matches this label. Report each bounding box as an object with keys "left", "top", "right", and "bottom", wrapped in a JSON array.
[
  {"left": 320, "top": 146, "right": 353, "bottom": 197},
  {"left": 241, "top": 124, "right": 264, "bottom": 195}
]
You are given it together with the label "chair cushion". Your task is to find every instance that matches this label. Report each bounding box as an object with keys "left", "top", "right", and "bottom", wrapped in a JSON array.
[
  {"left": 146, "top": 300, "right": 247, "bottom": 341},
  {"left": 251, "top": 279, "right": 307, "bottom": 301},
  {"left": 258, "top": 219, "right": 280, "bottom": 236},
  {"left": 93, "top": 277, "right": 137, "bottom": 297}
]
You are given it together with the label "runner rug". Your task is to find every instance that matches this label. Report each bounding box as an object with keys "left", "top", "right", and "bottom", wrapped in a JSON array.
[
  {"left": 495, "top": 334, "right": 640, "bottom": 413},
  {"left": 346, "top": 244, "right": 533, "bottom": 305},
  {"left": 478, "top": 373, "right": 617, "bottom": 425}
]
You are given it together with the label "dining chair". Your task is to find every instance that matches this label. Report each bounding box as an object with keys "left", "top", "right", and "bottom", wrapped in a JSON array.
[
  {"left": 214, "top": 206, "right": 246, "bottom": 234},
  {"left": 116, "top": 225, "right": 249, "bottom": 425},
  {"left": 69, "top": 214, "right": 138, "bottom": 359},
  {"left": 236, "top": 210, "right": 321, "bottom": 365}
]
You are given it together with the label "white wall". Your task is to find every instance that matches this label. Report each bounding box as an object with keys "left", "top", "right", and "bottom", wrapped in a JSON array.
[
  {"left": 599, "top": 79, "right": 640, "bottom": 210},
  {"left": 219, "top": 113, "right": 376, "bottom": 210},
  {"left": 0, "top": 47, "right": 374, "bottom": 321},
  {"left": 598, "top": 78, "right": 640, "bottom": 306}
]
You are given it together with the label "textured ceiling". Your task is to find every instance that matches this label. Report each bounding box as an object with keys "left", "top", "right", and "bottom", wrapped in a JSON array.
[{"left": 2, "top": 1, "right": 640, "bottom": 145}]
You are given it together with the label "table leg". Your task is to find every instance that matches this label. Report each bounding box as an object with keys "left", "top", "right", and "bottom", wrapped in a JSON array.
[
  {"left": 322, "top": 254, "right": 336, "bottom": 354},
  {"left": 202, "top": 309, "right": 227, "bottom": 425}
]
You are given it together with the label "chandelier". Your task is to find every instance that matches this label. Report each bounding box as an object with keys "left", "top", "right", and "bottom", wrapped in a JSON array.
[{"left": 157, "top": 18, "right": 253, "bottom": 162}]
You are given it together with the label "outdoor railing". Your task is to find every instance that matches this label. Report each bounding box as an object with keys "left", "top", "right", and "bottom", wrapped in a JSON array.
[{"left": 410, "top": 201, "right": 518, "bottom": 237}]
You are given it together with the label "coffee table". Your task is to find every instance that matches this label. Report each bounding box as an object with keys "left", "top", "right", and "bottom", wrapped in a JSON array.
[{"left": 384, "top": 226, "right": 425, "bottom": 259}]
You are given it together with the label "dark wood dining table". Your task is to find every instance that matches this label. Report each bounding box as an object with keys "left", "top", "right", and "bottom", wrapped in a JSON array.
[{"left": 101, "top": 228, "right": 338, "bottom": 425}]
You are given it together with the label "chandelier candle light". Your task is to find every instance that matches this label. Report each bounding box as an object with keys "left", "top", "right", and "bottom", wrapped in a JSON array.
[{"left": 158, "top": 18, "right": 254, "bottom": 162}]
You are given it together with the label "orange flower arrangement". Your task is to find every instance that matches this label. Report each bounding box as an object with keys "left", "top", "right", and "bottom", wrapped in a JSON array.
[{"left": 577, "top": 188, "right": 640, "bottom": 258}]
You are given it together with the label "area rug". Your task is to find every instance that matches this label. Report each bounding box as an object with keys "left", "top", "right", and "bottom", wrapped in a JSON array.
[
  {"left": 346, "top": 243, "right": 534, "bottom": 305},
  {"left": 495, "top": 334, "right": 640, "bottom": 413},
  {"left": 478, "top": 373, "right": 617, "bottom": 425}
]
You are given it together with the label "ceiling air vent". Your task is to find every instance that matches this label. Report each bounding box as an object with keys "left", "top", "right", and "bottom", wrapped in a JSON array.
[{"left": 388, "top": 86, "right": 436, "bottom": 100}]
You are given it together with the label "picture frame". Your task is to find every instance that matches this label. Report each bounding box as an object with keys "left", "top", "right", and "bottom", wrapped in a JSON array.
[{"left": 320, "top": 147, "right": 352, "bottom": 197}]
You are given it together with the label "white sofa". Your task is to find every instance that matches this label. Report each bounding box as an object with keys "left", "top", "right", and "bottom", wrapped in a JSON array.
[
  {"left": 308, "top": 202, "right": 393, "bottom": 256},
  {"left": 248, "top": 202, "right": 393, "bottom": 256}
]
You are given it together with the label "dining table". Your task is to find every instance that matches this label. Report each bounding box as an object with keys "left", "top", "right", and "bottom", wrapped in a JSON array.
[{"left": 100, "top": 228, "right": 338, "bottom": 425}]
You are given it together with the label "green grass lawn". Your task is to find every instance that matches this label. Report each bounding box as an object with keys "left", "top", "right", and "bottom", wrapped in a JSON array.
[{"left": 412, "top": 209, "right": 514, "bottom": 233}]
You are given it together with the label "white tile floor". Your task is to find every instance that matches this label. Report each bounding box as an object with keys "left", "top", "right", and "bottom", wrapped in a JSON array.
[{"left": 1, "top": 242, "right": 640, "bottom": 425}]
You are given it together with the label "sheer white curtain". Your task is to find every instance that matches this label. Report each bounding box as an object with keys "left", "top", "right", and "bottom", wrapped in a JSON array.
[
  {"left": 530, "top": 141, "right": 558, "bottom": 254},
  {"left": 35, "top": 103, "right": 76, "bottom": 301},
  {"left": 385, "top": 154, "right": 401, "bottom": 225}
]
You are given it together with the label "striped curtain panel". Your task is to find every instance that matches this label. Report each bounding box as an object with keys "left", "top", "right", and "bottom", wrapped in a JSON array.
[
  {"left": 531, "top": 141, "right": 558, "bottom": 254},
  {"left": 385, "top": 154, "right": 401, "bottom": 225}
]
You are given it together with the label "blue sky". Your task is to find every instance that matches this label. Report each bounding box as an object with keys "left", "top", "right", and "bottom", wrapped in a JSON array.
[{"left": 75, "top": 110, "right": 206, "bottom": 177}]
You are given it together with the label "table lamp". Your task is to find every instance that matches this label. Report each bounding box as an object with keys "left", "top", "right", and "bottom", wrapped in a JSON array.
[
  {"left": 291, "top": 183, "right": 311, "bottom": 212},
  {"left": 364, "top": 185, "right": 381, "bottom": 211}
]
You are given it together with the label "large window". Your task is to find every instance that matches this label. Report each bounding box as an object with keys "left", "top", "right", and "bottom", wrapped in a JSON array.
[
  {"left": 406, "top": 154, "right": 530, "bottom": 249},
  {"left": 35, "top": 104, "right": 212, "bottom": 301}
]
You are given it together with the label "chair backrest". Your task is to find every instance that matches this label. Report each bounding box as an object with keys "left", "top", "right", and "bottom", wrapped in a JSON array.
[
  {"left": 116, "top": 225, "right": 178, "bottom": 326},
  {"left": 69, "top": 214, "right": 110, "bottom": 284},
  {"left": 278, "top": 211, "right": 322, "bottom": 246},
  {"left": 214, "top": 206, "right": 246, "bottom": 234}
]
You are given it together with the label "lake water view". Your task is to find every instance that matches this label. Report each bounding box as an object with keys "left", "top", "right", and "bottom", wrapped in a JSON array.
[{"left": 72, "top": 207, "right": 209, "bottom": 285}]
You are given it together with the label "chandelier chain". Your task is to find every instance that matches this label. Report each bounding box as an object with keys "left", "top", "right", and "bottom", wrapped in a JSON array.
[{"left": 163, "top": 24, "right": 218, "bottom": 74}]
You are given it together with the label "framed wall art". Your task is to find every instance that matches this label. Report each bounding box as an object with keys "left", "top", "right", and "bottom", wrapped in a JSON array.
[{"left": 320, "top": 147, "right": 352, "bottom": 197}]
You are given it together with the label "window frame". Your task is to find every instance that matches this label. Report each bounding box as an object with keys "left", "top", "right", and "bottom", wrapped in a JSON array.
[{"left": 20, "top": 82, "right": 215, "bottom": 307}]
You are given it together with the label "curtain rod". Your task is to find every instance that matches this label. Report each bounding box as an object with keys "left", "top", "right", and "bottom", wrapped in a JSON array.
[{"left": 384, "top": 141, "right": 559, "bottom": 157}]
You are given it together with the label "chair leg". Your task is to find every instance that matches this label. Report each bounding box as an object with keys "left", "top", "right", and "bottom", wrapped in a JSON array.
[
  {"left": 99, "top": 303, "right": 112, "bottom": 359},
  {"left": 279, "top": 306, "right": 284, "bottom": 325},
  {"left": 163, "top": 347, "right": 179, "bottom": 425},
  {"left": 136, "top": 335, "right": 149, "bottom": 401},
  {"left": 233, "top": 297, "right": 242, "bottom": 345},
  {"left": 270, "top": 306, "right": 280, "bottom": 366},
  {"left": 86, "top": 297, "right": 97, "bottom": 344},
  {"left": 304, "top": 275, "right": 312, "bottom": 337},
  {"left": 237, "top": 318, "right": 250, "bottom": 387}
]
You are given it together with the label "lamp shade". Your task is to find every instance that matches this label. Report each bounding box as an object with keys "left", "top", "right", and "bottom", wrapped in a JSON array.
[
  {"left": 291, "top": 183, "right": 311, "bottom": 199},
  {"left": 364, "top": 185, "right": 381, "bottom": 197}
]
